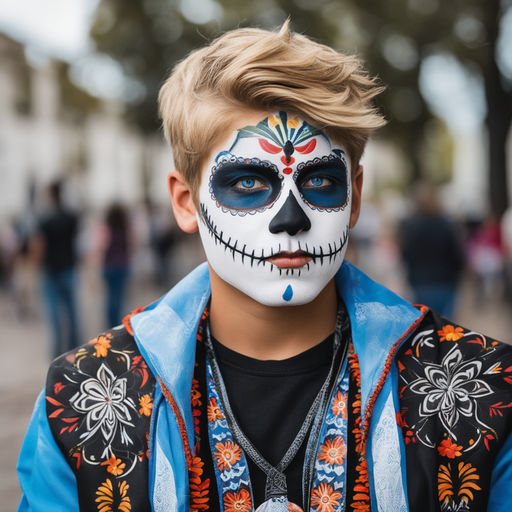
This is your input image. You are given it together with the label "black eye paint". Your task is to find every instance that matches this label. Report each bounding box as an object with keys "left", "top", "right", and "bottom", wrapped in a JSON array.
[{"left": 210, "top": 159, "right": 282, "bottom": 211}]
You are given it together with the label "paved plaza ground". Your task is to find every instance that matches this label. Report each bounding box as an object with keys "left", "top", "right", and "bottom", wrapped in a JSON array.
[{"left": 1, "top": 269, "right": 510, "bottom": 510}]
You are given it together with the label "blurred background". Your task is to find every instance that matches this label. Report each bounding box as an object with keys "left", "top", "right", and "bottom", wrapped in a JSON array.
[{"left": 1, "top": 0, "right": 511, "bottom": 507}]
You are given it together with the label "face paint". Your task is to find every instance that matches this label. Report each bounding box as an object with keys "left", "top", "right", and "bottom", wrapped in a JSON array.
[{"left": 197, "top": 111, "right": 352, "bottom": 306}]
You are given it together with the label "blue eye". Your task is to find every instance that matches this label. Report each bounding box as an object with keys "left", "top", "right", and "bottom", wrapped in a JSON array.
[
  {"left": 241, "top": 178, "right": 255, "bottom": 188},
  {"left": 297, "top": 160, "right": 348, "bottom": 209},
  {"left": 233, "top": 177, "right": 268, "bottom": 191},
  {"left": 303, "top": 176, "right": 332, "bottom": 188},
  {"left": 211, "top": 162, "right": 281, "bottom": 211}
]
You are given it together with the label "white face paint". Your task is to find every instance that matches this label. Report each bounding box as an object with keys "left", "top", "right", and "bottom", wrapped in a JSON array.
[{"left": 197, "top": 111, "right": 352, "bottom": 306}]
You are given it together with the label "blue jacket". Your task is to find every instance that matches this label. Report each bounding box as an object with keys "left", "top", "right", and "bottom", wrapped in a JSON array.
[{"left": 17, "top": 262, "right": 512, "bottom": 511}]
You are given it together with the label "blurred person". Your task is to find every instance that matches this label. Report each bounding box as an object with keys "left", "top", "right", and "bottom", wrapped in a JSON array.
[
  {"left": 400, "top": 183, "right": 465, "bottom": 317},
  {"left": 468, "top": 213, "right": 505, "bottom": 303},
  {"left": 30, "top": 179, "right": 80, "bottom": 358},
  {"left": 18, "top": 23, "right": 512, "bottom": 512},
  {"left": 0, "top": 219, "right": 19, "bottom": 291},
  {"left": 100, "top": 202, "right": 133, "bottom": 327},
  {"left": 148, "top": 203, "right": 176, "bottom": 287},
  {"left": 500, "top": 206, "right": 512, "bottom": 302}
]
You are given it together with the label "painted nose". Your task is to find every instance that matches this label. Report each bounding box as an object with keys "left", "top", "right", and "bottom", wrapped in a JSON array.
[{"left": 269, "top": 191, "right": 311, "bottom": 235}]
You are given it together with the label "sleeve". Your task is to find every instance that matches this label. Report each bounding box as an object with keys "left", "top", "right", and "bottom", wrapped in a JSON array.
[
  {"left": 17, "top": 390, "right": 79, "bottom": 512},
  {"left": 487, "top": 429, "right": 512, "bottom": 511}
]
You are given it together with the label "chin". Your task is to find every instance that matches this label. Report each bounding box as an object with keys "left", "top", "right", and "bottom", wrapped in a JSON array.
[{"left": 221, "top": 267, "right": 339, "bottom": 307}]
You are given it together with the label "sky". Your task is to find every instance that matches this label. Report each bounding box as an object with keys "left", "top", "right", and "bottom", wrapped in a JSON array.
[
  {"left": 0, "top": 0, "right": 509, "bottom": 135},
  {"left": 0, "top": 0, "right": 99, "bottom": 60}
]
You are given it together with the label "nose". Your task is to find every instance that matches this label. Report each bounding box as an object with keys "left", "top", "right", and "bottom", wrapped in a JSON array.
[{"left": 269, "top": 191, "right": 311, "bottom": 236}]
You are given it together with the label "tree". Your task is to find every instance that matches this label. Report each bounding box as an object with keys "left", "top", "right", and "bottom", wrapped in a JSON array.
[{"left": 89, "top": 0, "right": 511, "bottom": 213}]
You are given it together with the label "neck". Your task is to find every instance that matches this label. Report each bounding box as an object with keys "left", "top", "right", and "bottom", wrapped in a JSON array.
[{"left": 208, "top": 266, "right": 338, "bottom": 360}]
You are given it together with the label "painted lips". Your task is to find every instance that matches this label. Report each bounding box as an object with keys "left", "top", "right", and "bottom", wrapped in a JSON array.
[{"left": 266, "top": 251, "right": 312, "bottom": 269}]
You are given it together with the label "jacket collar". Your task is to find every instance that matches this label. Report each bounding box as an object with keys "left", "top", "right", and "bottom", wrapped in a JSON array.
[
  {"left": 130, "top": 261, "right": 422, "bottom": 450},
  {"left": 336, "top": 262, "right": 423, "bottom": 414}
]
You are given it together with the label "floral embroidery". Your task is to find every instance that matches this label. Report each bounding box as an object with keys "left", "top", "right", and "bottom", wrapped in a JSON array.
[
  {"left": 95, "top": 478, "right": 131, "bottom": 512},
  {"left": 214, "top": 440, "right": 242, "bottom": 471},
  {"left": 347, "top": 349, "right": 370, "bottom": 512},
  {"left": 438, "top": 462, "right": 481, "bottom": 510},
  {"left": 318, "top": 437, "right": 347, "bottom": 466},
  {"left": 331, "top": 390, "right": 348, "bottom": 419},
  {"left": 70, "top": 364, "right": 136, "bottom": 451},
  {"left": 185, "top": 316, "right": 212, "bottom": 511},
  {"left": 437, "top": 439, "right": 462, "bottom": 459},
  {"left": 138, "top": 394, "right": 153, "bottom": 416},
  {"left": 189, "top": 456, "right": 204, "bottom": 484},
  {"left": 191, "top": 378, "right": 202, "bottom": 407},
  {"left": 311, "top": 483, "right": 342, "bottom": 512},
  {"left": 223, "top": 489, "right": 252, "bottom": 512},
  {"left": 190, "top": 478, "right": 210, "bottom": 511},
  {"left": 204, "top": 344, "right": 252, "bottom": 509},
  {"left": 46, "top": 324, "right": 155, "bottom": 510},
  {"left": 101, "top": 454, "right": 126, "bottom": 476},
  {"left": 89, "top": 333, "right": 113, "bottom": 358},
  {"left": 207, "top": 396, "right": 224, "bottom": 422},
  {"left": 438, "top": 325, "right": 464, "bottom": 342},
  {"left": 398, "top": 314, "right": 512, "bottom": 511},
  {"left": 408, "top": 344, "right": 492, "bottom": 440}
]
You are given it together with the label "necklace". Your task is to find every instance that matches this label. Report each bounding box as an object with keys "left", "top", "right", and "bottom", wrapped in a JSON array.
[{"left": 204, "top": 305, "right": 348, "bottom": 512}]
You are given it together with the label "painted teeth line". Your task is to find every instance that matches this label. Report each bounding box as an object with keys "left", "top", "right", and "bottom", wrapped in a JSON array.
[
  {"left": 200, "top": 203, "right": 349, "bottom": 271},
  {"left": 201, "top": 204, "right": 268, "bottom": 267}
]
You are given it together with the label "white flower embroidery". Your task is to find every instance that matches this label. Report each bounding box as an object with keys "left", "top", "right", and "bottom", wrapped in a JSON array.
[
  {"left": 70, "top": 364, "right": 136, "bottom": 447},
  {"left": 409, "top": 345, "right": 492, "bottom": 437}
]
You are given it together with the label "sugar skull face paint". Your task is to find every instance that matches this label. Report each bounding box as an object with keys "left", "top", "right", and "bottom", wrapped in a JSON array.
[{"left": 197, "top": 111, "right": 352, "bottom": 306}]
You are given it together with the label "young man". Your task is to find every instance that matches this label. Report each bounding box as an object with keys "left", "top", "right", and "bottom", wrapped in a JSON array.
[{"left": 18, "top": 22, "right": 512, "bottom": 512}]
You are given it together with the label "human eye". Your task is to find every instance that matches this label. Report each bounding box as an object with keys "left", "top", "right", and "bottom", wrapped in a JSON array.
[
  {"left": 302, "top": 176, "right": 333, "bottom": 189},
  {"left": 232, "top": 177, "right": 269, "bottom": 192},
  {"left": 297, "top": 164, "right": 347, "bottom": 209}
]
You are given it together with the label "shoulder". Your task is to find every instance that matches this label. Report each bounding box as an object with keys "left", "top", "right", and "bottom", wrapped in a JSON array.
[
  {"left": 397, "top": 308, "right": 512, "bottom": 454},
  {"left": 399, "top": 308, "right": 512, "bottom": 365},
  {"left": 45, "top": 325, "right": 156, "bottom": 471}
]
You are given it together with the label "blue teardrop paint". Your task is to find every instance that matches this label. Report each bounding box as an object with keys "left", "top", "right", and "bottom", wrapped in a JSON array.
[{"left": 282, "top": 284, "right": 293, "bottom": 301}]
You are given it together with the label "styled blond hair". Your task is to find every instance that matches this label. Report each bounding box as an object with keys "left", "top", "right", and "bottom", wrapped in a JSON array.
[{"left": 159, "top": 21, "right": 386, "bottom": 196}]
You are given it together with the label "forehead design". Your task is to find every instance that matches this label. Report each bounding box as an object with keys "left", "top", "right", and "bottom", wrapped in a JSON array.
[{"left": 226, "top": 111, "right": 330, "bottom": 175}]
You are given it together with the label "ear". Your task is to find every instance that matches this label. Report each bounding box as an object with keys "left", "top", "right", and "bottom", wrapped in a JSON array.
[
  {"left": 167, "top": 170, "right": 199, "bottom": 233},
  {"left": 349, "top": 165, "right": 363, "bottom": 229}
]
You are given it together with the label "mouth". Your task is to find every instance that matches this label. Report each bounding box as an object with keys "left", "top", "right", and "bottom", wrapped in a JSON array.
[
  {"left": 265, "top": 251, "right": 312, "bottom": 269},
  {"left": 199, "top": 203, "right": 349, "bottom": 275}
]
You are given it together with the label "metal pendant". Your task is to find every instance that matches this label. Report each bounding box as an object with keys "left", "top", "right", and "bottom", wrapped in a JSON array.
[{"left": 254, "top": 497, "right": 304, "bottom": 512}]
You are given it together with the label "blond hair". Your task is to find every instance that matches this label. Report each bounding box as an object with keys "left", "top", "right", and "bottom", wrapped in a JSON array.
[{"left": 159, "top": 21, "right": 386, "bottom": 196}]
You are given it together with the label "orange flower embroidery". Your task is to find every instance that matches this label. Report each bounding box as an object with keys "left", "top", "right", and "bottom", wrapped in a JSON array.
[
  {"left": 89, "top": 333, "right": 112, "bottom": 358},
  {"left": 214, "top": 441, "right": 242, "bottom": 471},
  {"left": 96, "top": 479, "right": 131, "bottom": 511},
  {"left": 138, "top": 394, "right": 153, "bottom": 416},
  {"left": 224, "top": 489, "right": 252, "bottom": 512},
  {"left": 191, "top": 378, "right": 202, "bottom": 407},
  {"left": 318, "top": 437, "right": 346, "bottom": 466},
  {"left": 190, "top": 478, "right": 210, "bottom": 511},
  {"left": 438, "top": 325, "right": 464, "bottom": 342},
  {"left": 331, "top": 391, "right": 348, "bottom": 419},
  {"left": 207, "top": 397, "right": 224, "bottom": 422},
  {"left": 437, "top": 438, "right": 463, "bottom": 459},
  {"left": 100, "top": 454, "right": 126, "bottom": 476},
  {"left": 350, "top": 458, "right": 370, "bottom": 511},
  {"left": 311, "top": 483, "right": 342, "bottom": 512},
  {"left": 189, "top": 456, "right": 204, "bottom": 485}
]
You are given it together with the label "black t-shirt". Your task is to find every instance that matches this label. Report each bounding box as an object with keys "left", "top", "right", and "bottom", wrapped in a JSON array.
[
  {"left": 38, "top": 208, "right": 78, "bottom": 273},
  {"left": 212, "top": 333, "right": 335, "bottom": 509}
]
